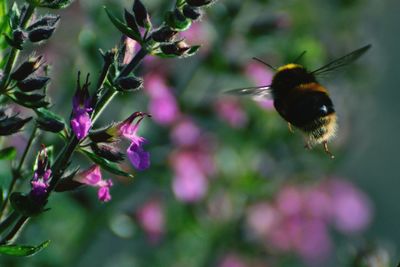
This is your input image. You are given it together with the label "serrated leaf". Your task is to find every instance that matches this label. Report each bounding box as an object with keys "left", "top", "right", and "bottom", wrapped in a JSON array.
[
  {"left": 81, "top": 149, "right": 134, "bottom": 178},
  {"left": 104, "top": 7, "right": 142, "bottom": 43},
  {"left": 0, "top": 147, "right": 17, "bottom": 160},
  {"left": 0, "top": 240, "right": 50, "bottom": 256}
]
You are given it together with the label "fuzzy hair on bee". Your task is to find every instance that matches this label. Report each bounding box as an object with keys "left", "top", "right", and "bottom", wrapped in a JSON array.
[{"left": 226, "top": 44, "right": 371, "bottom": 158}]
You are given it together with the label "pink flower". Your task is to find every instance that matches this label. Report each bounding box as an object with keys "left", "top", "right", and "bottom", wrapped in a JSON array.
[
  {"left": 246, "top": 202, "right": 278, "bottom": 237},
  {"left": 327, "top": 179, "right": 372, "bottom": 233},
  {"left": 73, "top": 165, "right": 113, "bottom": 202},
  {"left": 219, "top": 254, "right": 247, "bottom": 267},
  {"left": 172, "top": 172, "right": 208, "bottom": 203},
  {"left": 148, "top": 95, "right": 179, "bottom": 125},
  {"left": 214, "top": 97, "right": 248, "bottom": 128},
  {"left": 136, "top": 199, "right": 165, "bottom": 243},
  {"left": 30, "top": 146, "right": 51, "bottom": 202},
  {"left": 170, "top": 118, "right": 201, "bottom": 146},
  {"left": 144, "top": 73, "right": 180, "bottom": 125}
]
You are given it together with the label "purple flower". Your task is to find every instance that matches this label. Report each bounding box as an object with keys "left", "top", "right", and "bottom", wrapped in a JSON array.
[
  {"left": 71, "top": 73, "right": 93, "bottom": 140},
  {"left": 127, "top": 142, "right": 150, "bottom": 171},
  {"left": 30, "top": 146, "right": 51, "bottom": 201},
  {"left": 170, "top": 118, "right": 201, "bottom": 146},
  {"left": 73, "top": 165, "right": 113, "bottom": 202},
  {"left": 117, "top": 112, "right": 151, "bottom": 171}
]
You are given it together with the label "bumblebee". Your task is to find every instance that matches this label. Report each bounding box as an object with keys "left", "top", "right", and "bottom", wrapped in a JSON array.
[{"left": 227, "top": 44, "right": 371, "bottom": 158}]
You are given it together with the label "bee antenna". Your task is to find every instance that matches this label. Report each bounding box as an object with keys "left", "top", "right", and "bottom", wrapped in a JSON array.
[
  {"left": 252, "top": 57, "right": 276, "bottom": 71},
  {"left": 293, "top": 51, "right": 307, "bottom": 63}
]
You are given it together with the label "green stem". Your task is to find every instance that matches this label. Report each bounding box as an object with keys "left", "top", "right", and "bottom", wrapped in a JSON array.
[
  {"left": 0, "top": 4, "right": 35, "bottom": 92},
  {"left": 0, "top": 211, "right": 20, "bottom": 235},
  {"left": 0, "top": 124, "right": 38, "bottom": 218},
  {"left": 0, "top": 216, "right": 29, "bottom": 245},
  {"left": 92, "top": 47, "right": 148, "bottom": 124}
]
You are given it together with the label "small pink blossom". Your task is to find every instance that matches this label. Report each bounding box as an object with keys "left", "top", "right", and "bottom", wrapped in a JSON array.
[
  {"left": 326, "top": 179, "right": 372, "bottom": 233},
  {"left": 215, "top": 97, "right": 248, "bottom": 128},
  {"left": 73, "top": 165, "right": 113, "bottom": 202},
  {"left": 170, "top": 118, "right": 201, "bottom": 146},
  {"left": 219, "top": 254, "right": 247, "bottom": 267},
  {"left": 136, "top": 199, "right": 165, "bottom": 243}
]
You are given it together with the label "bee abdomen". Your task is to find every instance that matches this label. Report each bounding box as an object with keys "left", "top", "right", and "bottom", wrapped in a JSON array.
[{"left": 301, "top": 114, "right": 338, "bottom": 145}]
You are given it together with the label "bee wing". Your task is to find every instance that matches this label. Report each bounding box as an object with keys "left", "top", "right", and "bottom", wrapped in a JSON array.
[
  {"left": 311, "top": 44, "right": 371, "bottom": 75},
  {"left": 224, "top": 85, "right": 273, "bottom": 100}
]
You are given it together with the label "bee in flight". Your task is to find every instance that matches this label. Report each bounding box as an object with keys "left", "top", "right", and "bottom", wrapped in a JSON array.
[{"left": 226, "top": 44, "right": 371, "bottom": 158}]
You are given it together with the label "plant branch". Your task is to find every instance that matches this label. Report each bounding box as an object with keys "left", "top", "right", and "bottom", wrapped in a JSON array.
[
  {"left": 0, "top": 124, "right": 38, "bottom": 218},
  {"left": 0, "top": 4, "right": 35, "bottom": 92}
]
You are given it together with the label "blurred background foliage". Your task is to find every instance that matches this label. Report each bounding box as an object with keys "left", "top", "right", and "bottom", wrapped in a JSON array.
[{"left": 0, "top": 0, "right": 399, "bottom": 266}]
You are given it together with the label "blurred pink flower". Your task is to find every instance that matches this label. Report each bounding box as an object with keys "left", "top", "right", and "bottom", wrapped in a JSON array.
[
  {"left": 144, "top": 73, "right": 180, "bottom": 125},
  {"left": 326, "top": 179, "right": 372, "bottom": 234},
  {"left": 215, "top": 97, "right": 248, "bottom": 128},
  {"left": 170, "top": 118, "right": 201, "bottom": 146},
  {"left": 246, "top": 202, "right": 278, "bottom": 237},
  {"left": 136, "top": 199, "right": 165, "bottom": 243},
  {"left": 180, "top": 22, "right": 212, "bottom": 53},
  {"left": 171, "top": 151, "right": 209, "bottom": 202},
  {"left": 246, "top": 178, "right": 372, "bottom": 264},
  {"left": 122, "top": 36, "right": 139, "bottom": 65},
  {"left": 219, "top": 254, "right": 247, "bottom": 267},
  {"left": 244, "top": 62, "right": 274, "bottom": 110},
  {"left": 276, "top": 185, "right": 303, "bottom": 216}
]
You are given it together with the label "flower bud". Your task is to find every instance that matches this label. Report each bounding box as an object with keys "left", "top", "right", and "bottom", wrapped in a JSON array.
[
  {"left": 28, "top": 26, "right": 56, "bottom": 43},
  {"left": 6, "top": 29, "right": 27, "bottom": 49},
  {"left": 186, "top": 0, "right": 214, "bottom": 7},
  {"left": 0, "top": 108, "right": 32, "bottom": 136},
  {"left": 151, "top": 26, "right": 178, "bottom": 42},
  {"left": 160, "top": 40, "right": 190, "bottom": 56},
  {"left": 17, "top": 76, "right": 50, "bottom": 92},
  {"left": 90, "top": 143, "right": 125, "bottom": 163},
  {"left": 10, "top": 55, "right": 43, "bottom": 81},
  {"left": 27, "top": 15, "right": 60, "bottom": 31},
  {"left": 133, "top": 0, "right": 151, "bottom": 29},
  {"left": 116, "top": 76, "right": 143, "bottom": 92},
  {"left": 35, "top": 108, "right": 65, "bottom": 133},
  {"left": 183, "top": 5, "right": 202, "bottom": 20}
]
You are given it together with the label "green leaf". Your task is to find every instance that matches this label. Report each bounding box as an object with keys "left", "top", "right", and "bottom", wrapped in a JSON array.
[
  {"left": 35, "top": 108, "right": 65, "bottom": 133},
  {"left": 185, "top": 45, "right": 201, "bottom": 57},
  {"left": 0, "top": 0, "right": 8, "bottom": 50},
  {"left": 0, "top": 147, "right": 17, "bottom": 160},
  {"left": 165, "top": 11, "right": 191, "bottom": 31},
  {"left": 104, "top": 7, "right": 142, "bottom": 43},
  {"left": 0, "top": 240, "right": 50, "bottom": 256},
  {"left": 81, "top": 149, "right": 134, "bottom": 178},
  {"left": 38, "top": 0, "right": 74, "bottom": 9},
  {"left": 8, "top": 92, "right": 49, "bottom": 108}
]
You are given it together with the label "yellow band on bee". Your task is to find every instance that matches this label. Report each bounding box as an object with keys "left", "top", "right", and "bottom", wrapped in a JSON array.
[
  {"left": 297, "top": 82, "right": 328, "bottom": 94},
  {"left": 277, "top": 63, "right": 302, "bottom": 72}
]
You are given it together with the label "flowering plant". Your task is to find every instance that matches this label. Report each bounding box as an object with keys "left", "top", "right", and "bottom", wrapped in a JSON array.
[{"left": 0, "top": 0, "right": 214, "bottom": 256}]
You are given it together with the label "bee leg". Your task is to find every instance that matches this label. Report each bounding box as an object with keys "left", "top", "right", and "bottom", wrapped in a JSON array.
[
  {"left": 288, "top": 123, "right": 294, "bottom": 133},
  {"left": 322, "top": 141, "right": 335, "bottom": 159}
]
